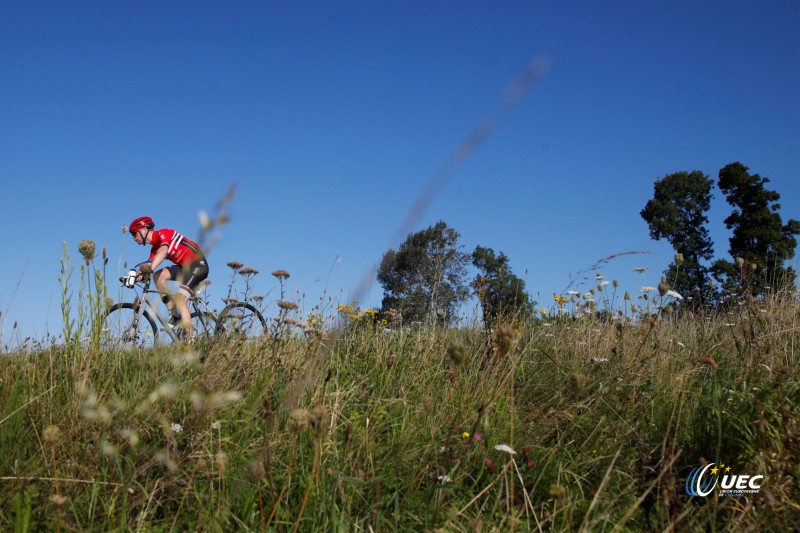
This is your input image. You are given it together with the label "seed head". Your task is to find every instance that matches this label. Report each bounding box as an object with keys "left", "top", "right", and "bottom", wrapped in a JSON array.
[
  {"left": 674, "top": 253, "right": 684, "bottom": 265},
  {"left": 239, "top": 267, "right": 259, "bottom": 275},
  {"left": 567, "top": 373, "right": 588, "bottom": 399},
  {"left": 78, "top": 240, "right": 96, "bottom": 264},
  {"left": 494, "top": 325, "right": 516, "bottom": 356},
  {"left": 288, "top": 409, "right": 310, "bottom": 434},
  {"left": 277, "top": 301, "right": 299, "bottom": 310},
  {"left": 658, "top": 282, "right": 670, "bottom": 297},
  {"left": 43, "top": 424, "right": 62, "bottom": 445},
  {"left": 250, "top": 460, "right": 266, "bottom": 480},
  {"left": 447, "top": 343, "right": 466, "bottom": 366},
  {"left": 227, "top": 262, "right": 244, "bottom": 271},
  {"left": 271, "top": 269, "right": 291, "bottom": 279},
  {"left": 549, "top": 484, "right": 566, "bottom": 500},
  {"left": 308, "top": 405, "right": 330, "bottom": 438}
]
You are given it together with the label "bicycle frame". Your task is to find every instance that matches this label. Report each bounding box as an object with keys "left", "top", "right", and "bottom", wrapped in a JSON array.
[{"left": 131, "top": 276, "right": 182, "bottom": 342}]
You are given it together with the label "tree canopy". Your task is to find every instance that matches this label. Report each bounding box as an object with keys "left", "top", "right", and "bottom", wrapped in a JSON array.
[
  {"left": 640, "top": 170, "right": 715, "bottom": 301},
  {"left": 712, "top": 162, "right": 800, "bottom": 293},
  {"left": 377, "top": 221, "right": 470, "bottom": 325},
  {"left": 471, "top": 245, "right": 532, "bottom": 326}
]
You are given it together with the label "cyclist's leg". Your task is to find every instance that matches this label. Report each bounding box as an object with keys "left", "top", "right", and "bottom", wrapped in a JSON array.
[
  {"left": 177, "top": 260, "right": 209, "bottom": 340},
  {"left": 155, "top": 266, "right": 182, "bottom": 320}
]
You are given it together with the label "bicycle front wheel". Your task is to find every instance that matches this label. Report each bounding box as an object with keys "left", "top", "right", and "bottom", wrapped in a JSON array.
[
  {"left": 104, "top": 303, "right": 158, "bottom": 349},
  {"left": 215, "top": 302, "right": 267, "bottom": 340}
]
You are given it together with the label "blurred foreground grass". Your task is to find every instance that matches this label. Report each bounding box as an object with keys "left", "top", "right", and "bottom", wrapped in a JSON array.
[{"left": 1, "top": 291, "right": 798, "bottom": 531}]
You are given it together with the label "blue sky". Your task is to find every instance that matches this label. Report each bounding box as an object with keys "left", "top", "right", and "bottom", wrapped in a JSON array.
[{"left": 1, "top": 1, "right": 798, "bottom": 344}]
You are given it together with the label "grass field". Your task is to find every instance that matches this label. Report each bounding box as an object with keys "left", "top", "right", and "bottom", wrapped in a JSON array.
[{"left": 1, "top": 279, "right": 798, "bottom": 531}]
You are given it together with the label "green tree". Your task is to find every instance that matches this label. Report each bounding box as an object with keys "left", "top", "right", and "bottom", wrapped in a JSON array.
[
  {"left": 378, "top": 221, "right": 470, "bottom": 324},
  {"left": 712, "top": 162, "right": 800, "bottom": 294},
  {"left": 640, "top": 170, "right": 715, "bottom": 301},
  {"left": 471, "top": 246, "right": 532, "bottom": 327}
]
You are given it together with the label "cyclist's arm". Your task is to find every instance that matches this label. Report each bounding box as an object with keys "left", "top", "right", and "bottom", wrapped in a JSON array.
[
  {"left": 148, "top": 245, "right": 170, "bottom": 272},
  {"left": 137, "top": 245, "right": 169, "bottom": 279}
]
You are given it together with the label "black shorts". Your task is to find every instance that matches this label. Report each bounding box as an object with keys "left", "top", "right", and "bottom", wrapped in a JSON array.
[{"left": 166, "top": 259, "right": 209, "bottom": 297}]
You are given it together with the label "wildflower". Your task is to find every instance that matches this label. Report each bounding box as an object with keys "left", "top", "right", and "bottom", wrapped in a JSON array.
[
  {"left": 553, "top": 294, "right": 568, "bottom": 305},
  {"left": 539, "top": 309, "right": 549, "bottom": 316},
  {"left": 437, "top": 475, "right": 453, "bottom": 483},
  {"left": 666, "top": 290, "right": 683, "bottom": 300},
  {"left": 271, "top": 269, "right": 290, "bottom": 279},
  {"left": 598, "top": 281, "right": 609, "bottom": 289},
  {"left": 494, "top": 443, "right": 516, "bottom": 455},
  {"left": 78, "top": 240, "right": 96, "bottom": 264},
  {"left": 473, "top": 432, "right": 484, "bottom": 442},
  {"left": 640, "top": 286, "right": 657, "bottom": 293},
  {"left": 239, "top": 267, "right": 259, "bottom": 275},
  {"left": 595, "top": 273, "right": 604, "bottom": 280},
  {"left": 674, "top": 253, "right": 684, "bottom": 265},
  {"left": 211, "top": 421, "right": 222, "bottom": 430},
  {"left": 462, "top": 432, "right": 470, "bottom": 439},
  {"left": 633, "top": 267, "right": 650, "bottom": 273},
  {"left": 277, "top": 301, "right": 299, "bottom": 310},
  {"left": 227, "top": 262, "right": 244, "bottom": 271},
  {"left": 121, "top": 226, "right": 128, "bottom": 234},
  {"left": 613, "top": 279, "right": 619, "bottom": 288},
  {"left": 170, "top": 423, "right": 183, "bottom": 434},
  {"left": 567, "top": 290, "right": 580, "bottom": 296},
  {"left": 624, "top": 292, "right": 631, "bottom": 301},
  {"left": 484, "top": 457, "right": 493, "bottom": 467}
]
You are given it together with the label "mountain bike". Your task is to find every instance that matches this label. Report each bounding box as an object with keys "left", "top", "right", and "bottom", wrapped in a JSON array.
[{"left": 103, "top": 266, "right": 267, "bottom": 349}]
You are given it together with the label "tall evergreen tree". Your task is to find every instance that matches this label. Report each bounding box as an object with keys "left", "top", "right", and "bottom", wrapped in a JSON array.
[
  {"left": 377, "top": 221, "right": 469, "bottom": 324},
  {"left": 712, "top": 162, "right": 800, "bottom": 293},
  {"left": 471, "top": 246, "right": 532, "bottom": 327},
  {"left": 640, "top": 170, "right": 715, "bottom": 300}
]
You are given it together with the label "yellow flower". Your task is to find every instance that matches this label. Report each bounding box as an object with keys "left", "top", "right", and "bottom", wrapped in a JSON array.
[{"left": 462, "top": 432, "right": 470, "bottom": 439}]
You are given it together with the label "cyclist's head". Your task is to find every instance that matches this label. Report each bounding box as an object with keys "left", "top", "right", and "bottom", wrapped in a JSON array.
[{"left": 129, "top": 216, "right": 155, "bottom": 245}]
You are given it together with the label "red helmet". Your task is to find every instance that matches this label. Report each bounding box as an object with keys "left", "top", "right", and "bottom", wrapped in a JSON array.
[{"left": 129, "top": 216, "right": 155, "bottom": 233}]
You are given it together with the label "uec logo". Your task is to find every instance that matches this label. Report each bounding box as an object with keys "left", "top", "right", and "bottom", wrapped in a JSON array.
[{"left": 685, "top": 463, "right": 763, "bottom": 497}]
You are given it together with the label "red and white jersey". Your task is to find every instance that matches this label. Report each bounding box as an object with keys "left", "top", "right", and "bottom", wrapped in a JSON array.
[{"left": 149, "top": 229, "right": 204, "bottom": 266}]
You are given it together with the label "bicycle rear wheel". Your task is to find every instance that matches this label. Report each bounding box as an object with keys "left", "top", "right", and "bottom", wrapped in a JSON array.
[
  {"left": 104, "top": 303, "right": 158, "bottom": 349},
  {"left": 191, "top": 311, "right": 217, "bottom": 341},
  {"left": 215, "top": 302, "right": 267, "bottom": 340}
]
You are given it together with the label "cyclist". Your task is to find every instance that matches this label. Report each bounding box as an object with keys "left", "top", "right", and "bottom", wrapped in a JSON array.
[{"left": 128, "top": 216, "right": 209, "bottom": 340}]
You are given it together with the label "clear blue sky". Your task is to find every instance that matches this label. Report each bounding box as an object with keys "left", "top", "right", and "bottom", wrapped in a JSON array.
[{"left": 1, "top": 1, "right": 798, "bottom": 344}]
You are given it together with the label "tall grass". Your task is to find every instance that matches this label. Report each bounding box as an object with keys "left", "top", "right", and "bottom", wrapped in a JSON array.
[{"left": 1, "top": 274, "right": 797, "bottom": 531}]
